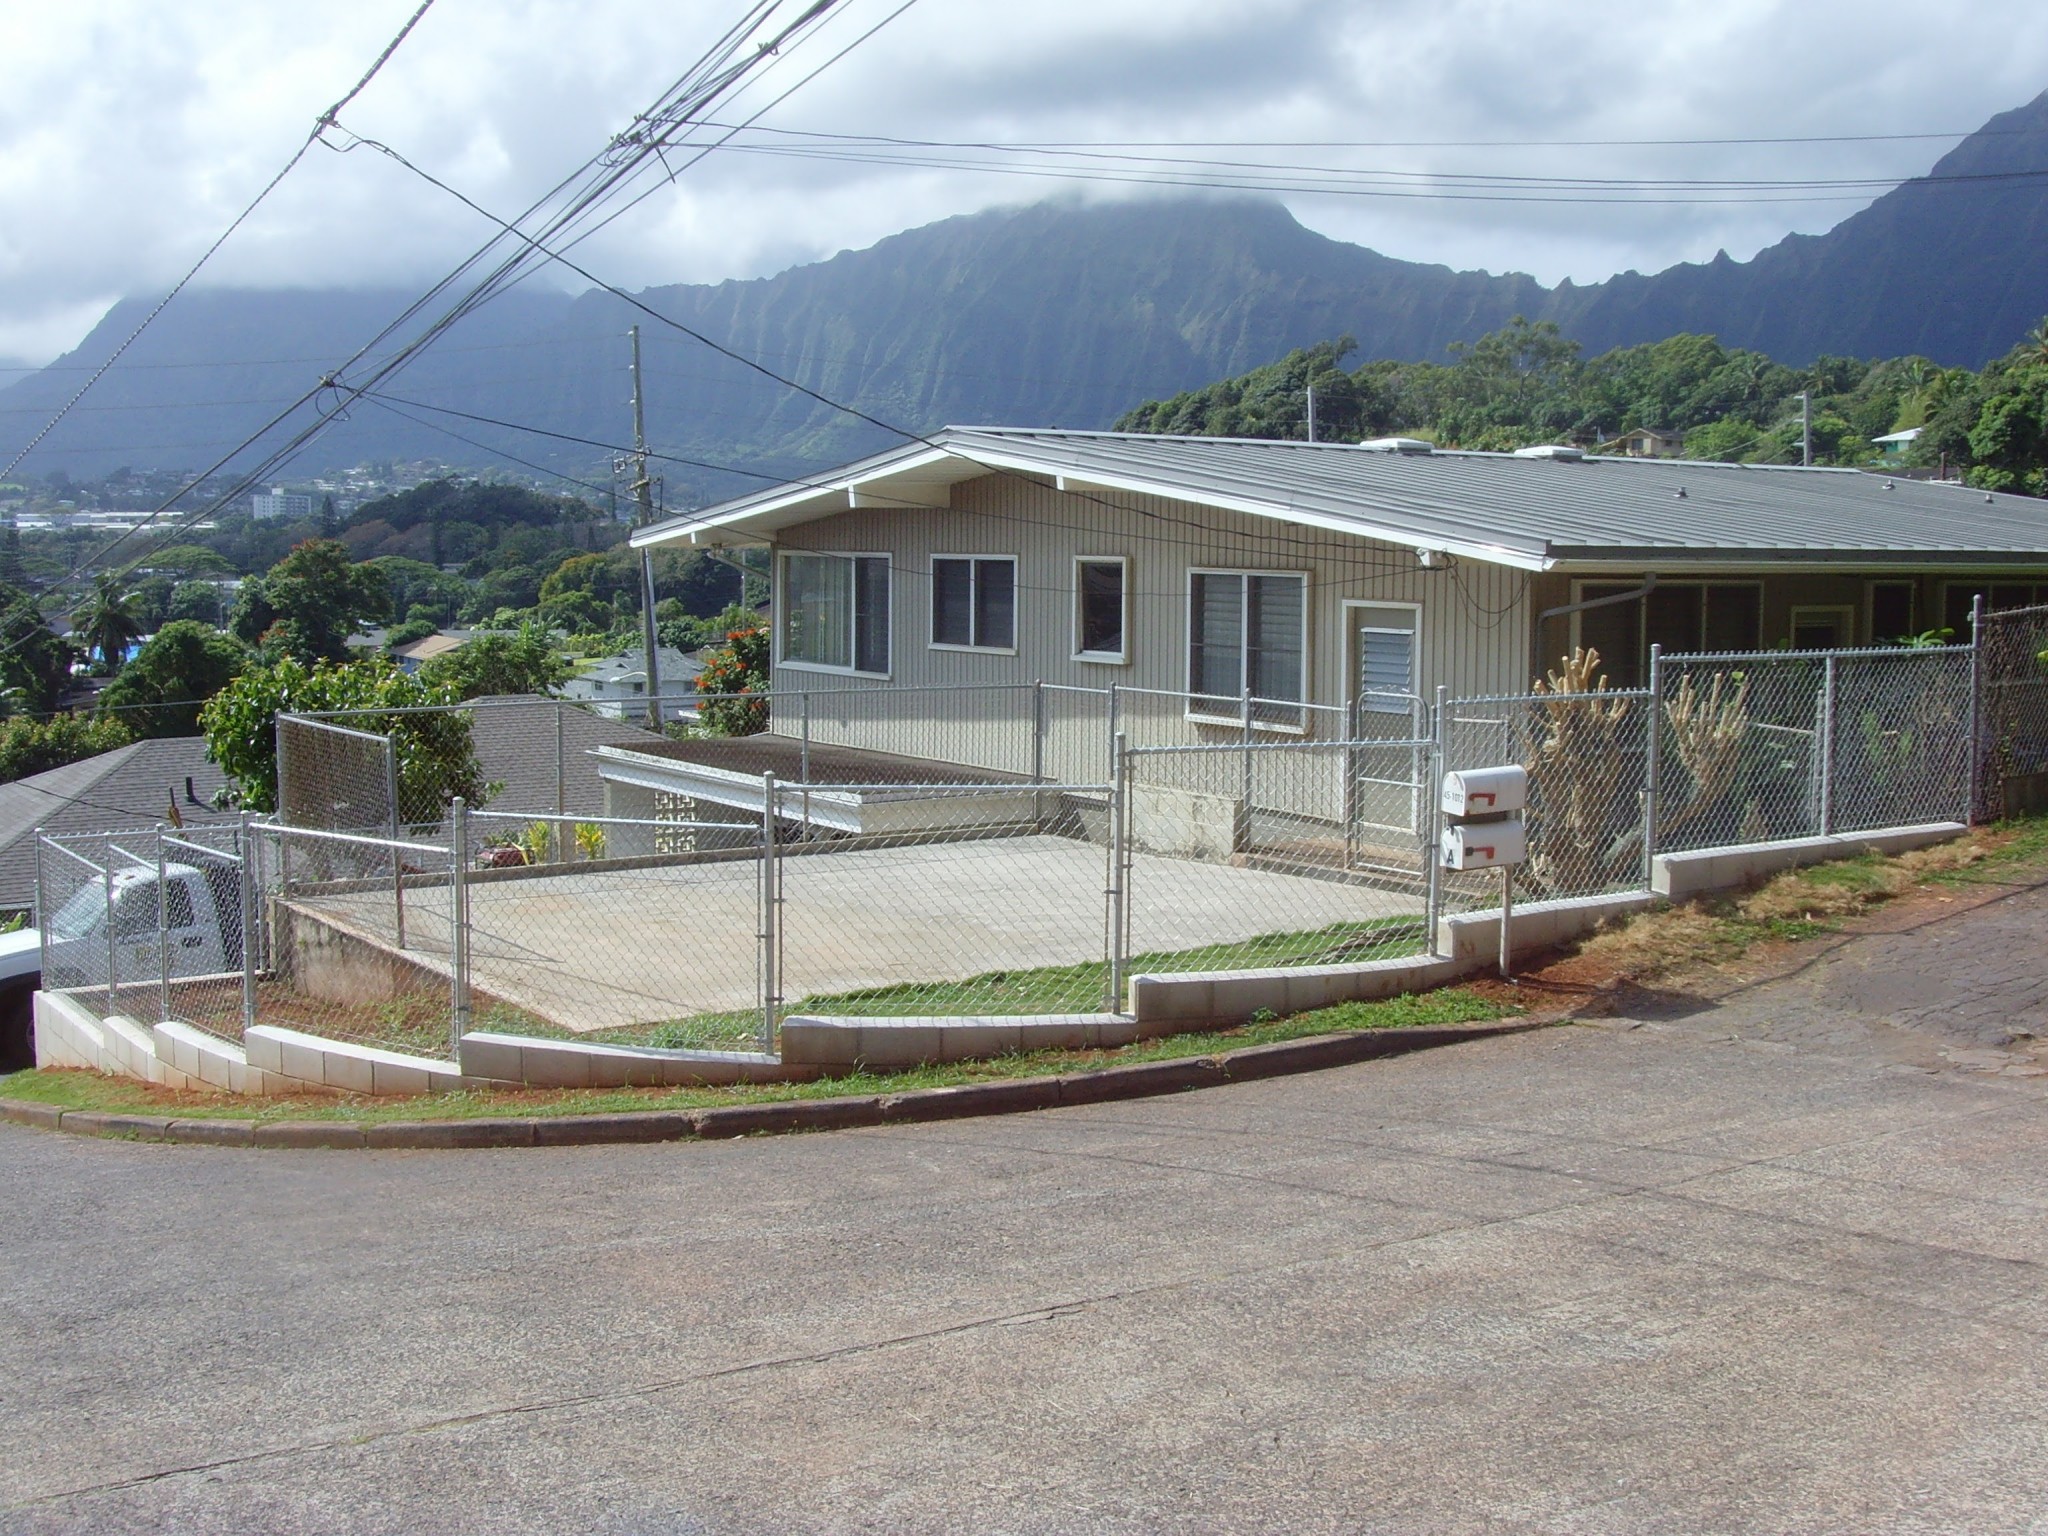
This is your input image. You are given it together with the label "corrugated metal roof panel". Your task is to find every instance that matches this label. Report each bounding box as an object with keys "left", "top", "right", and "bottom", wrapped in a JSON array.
[{"left": 642, "top": 427, "right": 2048, "bottom": 566}]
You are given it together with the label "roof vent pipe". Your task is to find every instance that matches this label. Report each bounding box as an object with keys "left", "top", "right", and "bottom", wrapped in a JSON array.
[{"left": 1357, "top": 437, "right": 1435, "bottom": 455}]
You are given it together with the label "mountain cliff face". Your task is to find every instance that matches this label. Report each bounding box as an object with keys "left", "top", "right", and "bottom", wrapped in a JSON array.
[{"left": 4, "top": 90, "right": 2045, "bottom": 490}]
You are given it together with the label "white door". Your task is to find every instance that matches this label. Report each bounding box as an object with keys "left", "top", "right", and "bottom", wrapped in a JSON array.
[{"left": 1350, "top": 605, "right": 1422, "bottom": 838}]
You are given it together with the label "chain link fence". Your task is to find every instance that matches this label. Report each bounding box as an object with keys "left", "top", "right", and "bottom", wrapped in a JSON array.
[
  {"left": 1121, "top": 738, "right": 1435, "bottom": 980},
  {"left": 38, "top": 626, "right": 2032, "bottom": 1073},
  {"left": 1976, "top": 602, "right": 2048, "bottom": 821},
  {"left": 1441, "top": 690, "right": 1653, "bottom": 906},
  {"left": 1652, "top": 646, "right": 1973, "bottom": 849}
]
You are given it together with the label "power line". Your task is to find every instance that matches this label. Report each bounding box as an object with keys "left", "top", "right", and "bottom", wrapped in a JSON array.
[
  {"left": 0, "top": 0, "right": 441, "bottom": 483},
  {"left": 3, "top": 2, "right": 855, "bottom": 643}
]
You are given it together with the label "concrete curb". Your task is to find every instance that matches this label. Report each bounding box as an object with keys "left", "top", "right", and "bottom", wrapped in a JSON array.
[{"left": 0, "top": 1018, "right": 1541, "bottom": 1150}]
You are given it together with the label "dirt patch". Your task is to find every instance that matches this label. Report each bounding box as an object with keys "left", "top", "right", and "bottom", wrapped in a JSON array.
[{"left": 1457, "top": 825, "right": 2046, "bottom": 1024}]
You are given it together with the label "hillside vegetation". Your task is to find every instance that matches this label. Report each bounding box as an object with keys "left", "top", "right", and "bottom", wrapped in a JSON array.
[{"left": 1114, "top": 320, "right": 2048, "bottom": 493}]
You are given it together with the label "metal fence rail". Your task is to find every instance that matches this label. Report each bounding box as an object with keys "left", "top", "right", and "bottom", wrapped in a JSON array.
[{"left": 46, "top": 618, "right": 2048, "bottom": 1071}]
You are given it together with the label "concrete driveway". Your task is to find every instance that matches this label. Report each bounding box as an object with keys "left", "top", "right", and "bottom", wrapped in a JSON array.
[
  {"left": 4, "top": 878, "right": 2048, "bottom": 1533},
  {"left": 300, "top": 835, "right": 1424, "bottom": 1031}
]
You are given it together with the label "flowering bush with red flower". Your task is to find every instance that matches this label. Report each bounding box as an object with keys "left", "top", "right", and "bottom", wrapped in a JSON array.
[{"left": 695, "top": 625, "right": 769, "bottom": 735}]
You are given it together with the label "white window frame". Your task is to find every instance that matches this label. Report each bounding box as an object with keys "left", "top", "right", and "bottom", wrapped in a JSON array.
[
  {"left": 1788, "top": 604, "right": 1858, "bottom": 650},
  {"left": 1072, "top": 555, "right": 1130, "bottom": 665},
  {"left": 927, "top": 553, "right": 1019, "bottom": 655},
  {"left": 1185, "top": 567, "right": 1310, "bottom": 732},
  {"left": 1342, "top": 599, "right": 1422, "bottom": 718},
  {"left": 776, "top": 549, "right": 893, "bottom": 678}
]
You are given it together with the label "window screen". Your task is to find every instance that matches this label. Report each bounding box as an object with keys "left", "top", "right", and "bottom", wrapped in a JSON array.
[
  {"left": 783, "top": 552, "right": 889, "bottom": 672},
  {"left": 930, "top": 557, "right": 1013, "bottom": 649},
  {"left": 1190, "top": 573, "right": 1244, "bottom": 704},
  {"left": 1189, "top": 572, "right": 1306, "bottom": 721},
  {"left": 1869, "top": 582, "right": 1915, "bottom": 642},
  {"left": 1077, "top": 560, "right": 1125, "bottom": 658}
]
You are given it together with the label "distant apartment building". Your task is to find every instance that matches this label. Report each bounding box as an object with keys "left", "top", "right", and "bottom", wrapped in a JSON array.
[{"left": 250, "top": 488, "right": 315, "bottom": 520}]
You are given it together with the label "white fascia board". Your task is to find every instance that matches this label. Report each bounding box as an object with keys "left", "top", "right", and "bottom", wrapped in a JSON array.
[
  {"left": 631, "top": 443, "right": 968, "bottom": 550},
  {"left": 1034, "top": 462, "right": 1553, "bottom": 572}
]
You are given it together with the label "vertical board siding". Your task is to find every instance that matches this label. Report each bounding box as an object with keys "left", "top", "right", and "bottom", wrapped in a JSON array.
[{"left": 767, "top": 473, "right": 1536, "bottom": 745}]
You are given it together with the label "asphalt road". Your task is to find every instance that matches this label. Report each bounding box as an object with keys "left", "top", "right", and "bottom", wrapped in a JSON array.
[{"left": 4, "top": 882, "right": 2047, "bottom": 1534}]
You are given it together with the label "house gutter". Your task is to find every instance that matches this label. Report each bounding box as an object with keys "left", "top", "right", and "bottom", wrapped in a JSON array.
[
  {"left": 1536, "top": 575, "right": 1656, "bottom": 627},
  {"left": 1534, "top": 575, "right": 1657, "bottom": 657}
]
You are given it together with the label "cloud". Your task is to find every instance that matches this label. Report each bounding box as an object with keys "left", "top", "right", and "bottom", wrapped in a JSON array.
[{"left": 1, "top": 0, "right": 2045, "bottom": 365}]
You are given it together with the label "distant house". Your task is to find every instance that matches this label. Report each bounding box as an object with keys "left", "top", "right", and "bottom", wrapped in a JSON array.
[
  {"left": 388, "top": 632, "right": 470, "bottom": 673},
  {"left": 1599, "top": 427, "right": 1686, "bottom": 459},
  {"left": 562, "top": 646, "right": 701, "bottom": 723},
  {"left": 0, "top": 738, "right": 232, "bottom": 919},
  {"left": 1873, "top": 427, "right": 1924, "bottom": 459}
]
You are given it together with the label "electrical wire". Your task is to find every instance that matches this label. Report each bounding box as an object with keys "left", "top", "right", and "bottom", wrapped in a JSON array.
[
  {"left": 1, "top": 0, "right": 858, "bottom": 646},
  {"left": 0, "top": 0, "right": 441, "bottom": 484}
]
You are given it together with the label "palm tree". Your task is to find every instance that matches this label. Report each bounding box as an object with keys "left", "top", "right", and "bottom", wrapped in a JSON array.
[{"left": 73, "top": 573, "right": 144, "bottom": 675}]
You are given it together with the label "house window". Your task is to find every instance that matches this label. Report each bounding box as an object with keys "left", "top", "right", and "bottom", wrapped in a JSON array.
[
  {"left": 781, "top": 552, "right": 890, "bottom": 674},
  {"left": 1572, "top": 581, "right": 1762, "bottom": 686},
  {"left": 1942, "top": 581, "right": 2048, "bottom": 638},
  {"left": 1869, "top": 581, "right": 1916, "bottom": 643},
  {"left": 1189, "top": 570, "right": 1307, "bottom": 726},
  {"left": 1074, "top": 557, "right": 1127, "bottom": 663},
  {"left": 930, "top": 556, "right": 1016, "bottom": 651},
  {"left": 1789, "top": 605, "right": 1856, "bottom": 650}
]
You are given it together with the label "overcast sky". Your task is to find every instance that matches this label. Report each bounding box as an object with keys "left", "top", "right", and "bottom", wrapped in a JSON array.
[{"left": 3, "top": 0, "right": 2046, "bottom": 369}]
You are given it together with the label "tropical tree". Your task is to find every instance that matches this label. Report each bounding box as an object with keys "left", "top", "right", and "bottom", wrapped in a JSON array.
[
  {"left": 97, "top": 620, "right": 248, "bottom": 737},
  {"left": 199, "top": 655, "right": 488, "bottom": 815},
  {"left": 72, "top": 572, "right": 145, "bottom": 673},
  {"left": 230, "top": 539, "right": 389, "bottom": 664},
  {"left": 0, "top": 713, "right": 134, "bottom": 784},
  {"left": 417, "top": 624, "right": 572, "bottom": 700}
]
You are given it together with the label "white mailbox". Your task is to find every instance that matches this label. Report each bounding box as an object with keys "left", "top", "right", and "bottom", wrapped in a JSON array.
[
  {"left": 1440, "top": 818, "right": 1528, "bottom": 871},
  {"left": 1440, "top": 765, "right": 1528, "bottom": 818}
]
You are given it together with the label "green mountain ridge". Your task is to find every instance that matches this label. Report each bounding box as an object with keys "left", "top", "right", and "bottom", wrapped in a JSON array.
[{"left": 3, "top": 89, "right": 2046, "bottom": 494}]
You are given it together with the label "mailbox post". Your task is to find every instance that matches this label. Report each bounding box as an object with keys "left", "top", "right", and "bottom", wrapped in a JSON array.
[{"left": 1440, "top": 765, "right": 1529, "bottom": 979}]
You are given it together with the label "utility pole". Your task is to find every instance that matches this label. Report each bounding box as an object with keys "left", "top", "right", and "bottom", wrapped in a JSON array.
[
  {"left": 1305, "top": 383, "right": 1317, "bottom": 444},
  {"left": 629, "top": 326, "right": 662, "bottom": 728},
  {"left": 1799, "top": 389, "right": 1812, "bottom": 467}
]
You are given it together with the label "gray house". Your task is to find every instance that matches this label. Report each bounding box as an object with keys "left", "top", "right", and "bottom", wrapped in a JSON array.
[{"left": 611, "top": 428, "right": 2048, "bottom": 817}]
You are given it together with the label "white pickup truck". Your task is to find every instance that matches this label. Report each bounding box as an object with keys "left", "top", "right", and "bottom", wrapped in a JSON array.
[{"left": 0, "top": 862, "right": 247, "bottom": 1072}]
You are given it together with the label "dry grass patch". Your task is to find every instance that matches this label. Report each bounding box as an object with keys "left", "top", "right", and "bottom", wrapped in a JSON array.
[{"left": 1571, "top": 822, "right": 2039, "bottom": 987}]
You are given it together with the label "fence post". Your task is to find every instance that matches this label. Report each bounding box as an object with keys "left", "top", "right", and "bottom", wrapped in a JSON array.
[
  {"left": 1106, "top": 683, "right": 1120, "bottom": 779},
  {"left": 449, "top": 797, "right": 471, "bottom": 1057},
  {"left": 386, "top": 737, "right": 406, "bottom": 949},
  {"left": 1643, "top": 643, "right": 1663, "bottom": 887},
  {"left": 1967, "top": 593, "right": 1986, "bottom": 825},
  {"left": 1238, "top": 686, "right": 1254, "bottom": 853},
  {"left": 1819, "top": 654, "right": 1838, "bottom": 835},
  {"left": 155, "top": 826, "right": 171, "bottom": 1026},
  {"left": 555, "top": 701, "right": 572, "bottom": 863},
  {"left": 239, "top": 813, "right": 258, "bottom": 1038},
  {"left": 103, "top": 853, "right": 116, "bottom": 1017},
  {"left": 1426, "top": 686, "right": 1446, "bottom": 958},
  {"left": 32, "top": 831, "right": 48, "bottom": 987},
  {"left": 760, "top": 773, "right": 780, "bottom": 1056},
  {"left": 1107, "top": 732, "right": 1129, "bottom": 1013}
]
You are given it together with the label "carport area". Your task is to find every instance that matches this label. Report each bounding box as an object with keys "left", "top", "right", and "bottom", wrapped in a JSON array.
[{"left": 289, "top": 834, "right": 1424, "bottom": 1034}]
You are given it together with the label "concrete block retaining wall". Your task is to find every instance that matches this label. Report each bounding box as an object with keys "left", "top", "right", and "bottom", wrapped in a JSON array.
[{"left": 34, "top": 822, "right": 1969, "bottom": 1093}]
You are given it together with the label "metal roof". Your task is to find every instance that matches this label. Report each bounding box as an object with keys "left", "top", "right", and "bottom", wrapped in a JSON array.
[
  {"left": 634, "top": 428, "right": 2048, "bottom": 572},
  {"left": 0, "top": 738, "right": 232, "bottom": 913}
]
